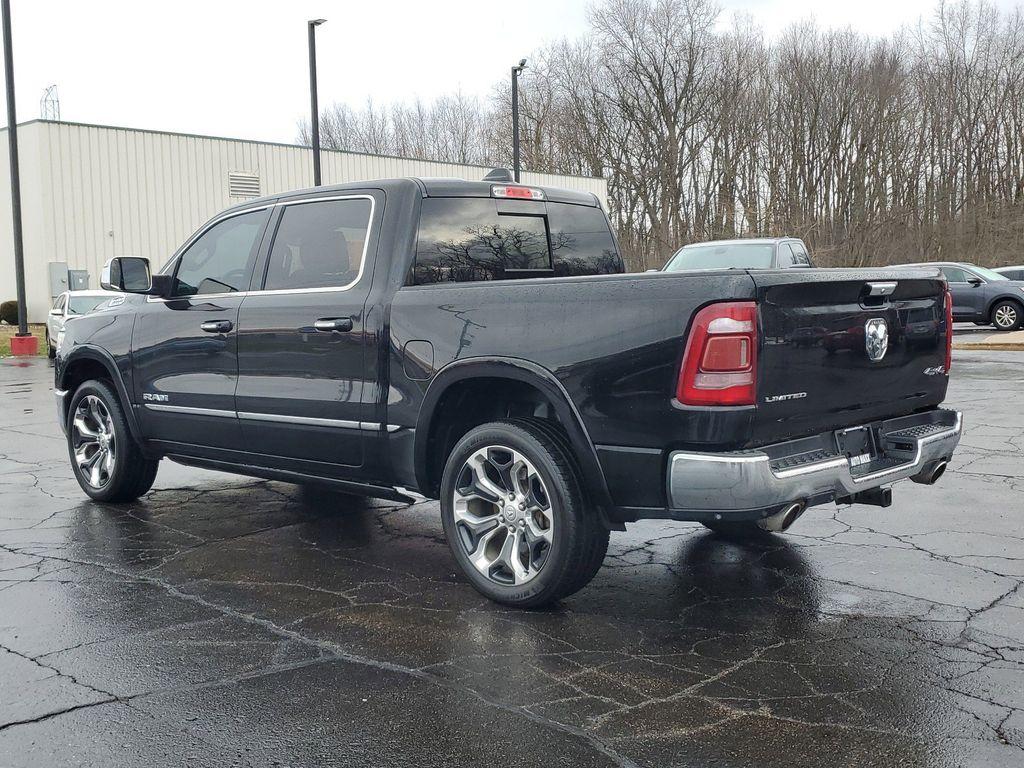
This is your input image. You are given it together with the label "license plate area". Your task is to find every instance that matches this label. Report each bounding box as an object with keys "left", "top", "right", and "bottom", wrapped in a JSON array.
[{"left": 835, "top": 425, "right": 878, "bottom": 469}]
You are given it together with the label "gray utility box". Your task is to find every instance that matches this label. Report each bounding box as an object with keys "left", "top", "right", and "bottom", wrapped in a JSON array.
[
  {"left": 48, "top": 262, "right": 69, "bottom": 297},
  {"left": 69, "top": 270, "right": 90, "bottom": 290}
]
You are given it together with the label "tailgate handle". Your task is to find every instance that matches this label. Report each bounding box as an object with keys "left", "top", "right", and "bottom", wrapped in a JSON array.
[{"left": 866, "top": 281, "right": 897, "bottom": 298}]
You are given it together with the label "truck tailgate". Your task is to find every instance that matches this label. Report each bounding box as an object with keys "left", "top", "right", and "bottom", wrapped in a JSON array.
[{"left": 752, "top": 269, "right": 949, "bottom": 446}]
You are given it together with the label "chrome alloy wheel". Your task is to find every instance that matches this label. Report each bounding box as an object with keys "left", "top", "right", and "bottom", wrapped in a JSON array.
[
  {"left": 72, "top": 395, "right": 116, "bottom": 489},
  {"left": 994, "top": 304, "right": 1018, "bottom": 329},
  {"left": 451, "top": 446, "right": 554, "bottom": 586}
]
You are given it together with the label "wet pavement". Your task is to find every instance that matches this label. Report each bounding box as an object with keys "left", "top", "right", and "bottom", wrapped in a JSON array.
[{"left": 1, "top": 353, "right": 1022, "bottom": 767}]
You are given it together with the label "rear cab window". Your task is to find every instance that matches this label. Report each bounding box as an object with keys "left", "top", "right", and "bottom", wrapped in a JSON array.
[{"left": 410, "top": 197, "right": 622, "bottom": 285}]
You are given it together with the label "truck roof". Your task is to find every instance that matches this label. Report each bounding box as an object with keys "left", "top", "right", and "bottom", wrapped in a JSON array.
[
  {"left": 680, "top": 237, "right": 798, "bottom": 248},
  {"left": 222, "top": 177, "right": 601, "bottom": 216}
]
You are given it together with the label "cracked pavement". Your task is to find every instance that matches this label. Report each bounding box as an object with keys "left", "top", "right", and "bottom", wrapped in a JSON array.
[{"left": 0, "top": 353, "right": 1022, "bottom": 767}]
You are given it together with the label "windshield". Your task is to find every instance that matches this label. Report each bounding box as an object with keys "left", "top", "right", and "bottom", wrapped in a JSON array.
[
  {"left": 67, "top": 296, "right": 110, "bottom": 315},
  {"left": 664, "top": 243, "right": 775, "bottom": 271},
  {"left": 970, "top": 265, "right": 1009, "bottom": 282}
]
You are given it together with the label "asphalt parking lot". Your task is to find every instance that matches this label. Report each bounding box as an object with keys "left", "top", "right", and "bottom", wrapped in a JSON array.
[{"left": 1, "top": 351, "right": 1022, "bottom": 768}]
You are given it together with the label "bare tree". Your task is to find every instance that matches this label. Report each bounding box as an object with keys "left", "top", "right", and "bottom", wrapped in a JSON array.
[{"left": 299, "top": 0, "right": 1024, "bottom": 271}]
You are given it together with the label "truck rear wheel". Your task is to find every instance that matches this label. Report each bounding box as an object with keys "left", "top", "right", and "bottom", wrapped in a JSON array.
[
  {"left": 67, "top": 380, "right": 160, "bottom": 502},
  {"left": 439, "top": 419, "right": 608, "bottom": 608}
]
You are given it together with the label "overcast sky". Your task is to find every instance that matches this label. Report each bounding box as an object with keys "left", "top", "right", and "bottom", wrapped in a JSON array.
[{"left": 1, "top": 0, "right": 1019, "bottom": 145}]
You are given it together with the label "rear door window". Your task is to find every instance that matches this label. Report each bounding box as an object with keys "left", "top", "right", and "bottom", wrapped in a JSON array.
[
  {"left": 777, "top": 245, "right": 796, "bottom": 268},
  {"left": 790, "top": 242, "right": 811, "bottom": 266},
  {"left": 263, "top": 198, "right": 373, "bottom": 291},
  {"left": 940, "top": 267, "right": 969, "bottom": 283}
]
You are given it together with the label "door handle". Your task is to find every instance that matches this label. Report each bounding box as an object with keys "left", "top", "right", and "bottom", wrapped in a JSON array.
[
  {"left": 200, "top": 320, "right": 233, "bottom": 334},
  {"left": 313, "top": 318, "right": 353, "bottom": 333}
]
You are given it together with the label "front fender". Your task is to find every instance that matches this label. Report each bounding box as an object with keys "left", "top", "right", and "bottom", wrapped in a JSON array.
[{"left": 58, "top": 344, "right": 144, "bottom": 445}]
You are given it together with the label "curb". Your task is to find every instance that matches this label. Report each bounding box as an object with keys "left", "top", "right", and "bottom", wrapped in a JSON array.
[{"left": 953, "top": 342, "right": 1024, "bottom": 351}]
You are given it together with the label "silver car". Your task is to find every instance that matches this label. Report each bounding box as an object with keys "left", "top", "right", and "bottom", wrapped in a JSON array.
[{"left": 45, "top": 290, "right": 123, "bottom": 358}]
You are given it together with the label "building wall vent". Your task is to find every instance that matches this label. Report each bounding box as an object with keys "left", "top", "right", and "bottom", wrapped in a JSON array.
[{"left": 228, "top": 171, "right": 261, "bottom": 198}]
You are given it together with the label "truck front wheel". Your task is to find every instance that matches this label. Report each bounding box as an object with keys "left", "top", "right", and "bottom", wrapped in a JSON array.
[
  {"left": 439, "top": 419, "right": 608, "bottom": 608},
  {"left": 66, "top": 380, "right": 160, "bottom": 502}
]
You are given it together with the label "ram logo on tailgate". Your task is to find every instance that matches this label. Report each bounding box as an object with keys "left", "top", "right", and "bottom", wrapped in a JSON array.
[{"left": 865, "top": 318, "right": 889, "bottom": 362}]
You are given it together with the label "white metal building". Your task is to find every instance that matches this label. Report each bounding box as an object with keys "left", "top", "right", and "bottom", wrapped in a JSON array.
[{"left": 0, "top": 120, "right": 608, "bottom": 322}]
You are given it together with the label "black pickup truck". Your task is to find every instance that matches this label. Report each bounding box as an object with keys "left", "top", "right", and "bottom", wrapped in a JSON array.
[{"left": 54, "top": 176, "right": 962, "bottom": 607}]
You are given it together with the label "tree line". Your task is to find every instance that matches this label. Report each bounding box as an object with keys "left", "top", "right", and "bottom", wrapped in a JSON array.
[{"left": 301, "top": 0, "right": 1024, "bottom": 271}]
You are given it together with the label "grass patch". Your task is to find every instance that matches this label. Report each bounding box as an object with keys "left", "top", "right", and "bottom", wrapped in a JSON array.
[{"left": 0, "top": 324, "right": 48, "bottom": 357}]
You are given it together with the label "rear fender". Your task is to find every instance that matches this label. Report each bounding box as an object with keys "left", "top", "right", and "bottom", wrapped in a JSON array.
[{"left": 414, "top": 357, "right": 613, "bottom": 510}]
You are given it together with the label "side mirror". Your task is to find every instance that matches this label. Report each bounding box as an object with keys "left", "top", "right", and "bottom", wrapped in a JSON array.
[
  {"left": 101, "top": 256, "right": 154, "bottom": 294},
  {"left": 967, "top": 277, "right": 983, "bottom": 287}
]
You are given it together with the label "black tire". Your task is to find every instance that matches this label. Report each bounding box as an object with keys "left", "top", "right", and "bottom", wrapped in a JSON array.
[
  {"left": 66, "top": 379, "right": 160, "bottom": 503},
  {"left": 440, "top": 419, "right": 609, "bottom": 608},
  {"left": 990, "top": 300, "right": 1023, "bottom": 331},
  {"left": 701, "top": 520, "right": 774, "bottom": 540},
  {"left": 515, "top": 418, "right": 609, "bottom": 596},
  {"left": 46, "top": 331, "right": 55, "bottom": 359}
]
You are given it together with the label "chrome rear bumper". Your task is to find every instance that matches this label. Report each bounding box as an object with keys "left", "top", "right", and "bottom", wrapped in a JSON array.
[{"left": 667, "top": 409, "right": 962, "bottom": 514}]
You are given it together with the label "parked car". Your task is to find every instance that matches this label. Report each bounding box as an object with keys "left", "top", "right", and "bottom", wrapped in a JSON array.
[
  {"left": 54, "top": 177, "right": 961, "bottom": 607},
  {"left": 45, "top": 290, "right": 124, "bottom": 358},
  {"left": 663, "top": 237, "right": 813, "bottom": 271},
  {"left": 995, "top": 265, "right": 1024, "bottom": 281},
  {"left": 895, "top": 262, "right": 1024, "bottom": 331}
]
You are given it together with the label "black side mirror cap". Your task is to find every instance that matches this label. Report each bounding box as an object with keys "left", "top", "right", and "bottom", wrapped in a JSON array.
[{"left": 968, "top": 277, "right": 983, "bottom": 286}]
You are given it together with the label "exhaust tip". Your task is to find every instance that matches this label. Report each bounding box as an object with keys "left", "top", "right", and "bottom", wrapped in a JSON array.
[
  {"left": 779, "top": 501, "right": 806, "bottom": 532},
  {"left": 912, "top": 459, "right": 948, "bottom": 485},
  {"left": 760, "top": 501, "right": 806, "bottom": 532}
]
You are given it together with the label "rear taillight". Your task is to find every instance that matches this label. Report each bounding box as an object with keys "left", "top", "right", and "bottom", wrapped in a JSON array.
[
  {"left": 677, "top": 301, "right": 758, "bottom": 406},
  {"left": 944, "top": 287, "right": 953, "bottom": 374}
]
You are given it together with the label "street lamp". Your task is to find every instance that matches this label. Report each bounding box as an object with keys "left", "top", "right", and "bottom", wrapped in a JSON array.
[
  {"left": 308, "top": 18, "right": 327, "bottom": 186},
  {"left": 2, "top": 0, "right": 33, "bottom": 353},
  {"left": 511, "top": 58, "right": 527, "bottom": 182}
]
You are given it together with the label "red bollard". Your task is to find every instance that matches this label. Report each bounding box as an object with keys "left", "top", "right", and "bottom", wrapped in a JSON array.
[{"left": 10, "top": 334, "right": 38, "bottom": 356}]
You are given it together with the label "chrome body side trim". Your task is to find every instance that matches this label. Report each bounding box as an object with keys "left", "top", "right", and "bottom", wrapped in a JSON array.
[
  {"left": 237, "top": 411, "right": 399, "bottom": 433},
  {"left": 238, "top": 411, "right": 361, "bottom": 429},
  {"left": 666, "top": 410, "right": 962, "bottom": 512},
  {"left": 144, "top": 403, "right": 237, "bottom": 418},
  {"left": 140, "top": 405, "right": 399, "bottom": 433}
]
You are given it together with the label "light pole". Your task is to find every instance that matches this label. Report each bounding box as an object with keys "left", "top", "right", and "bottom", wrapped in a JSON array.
[
  {"left": 511, "top": 58, "right": 526, "bottom": 182},
  {"left": 2, "top": 0, "right": 33, "bottom": 353},
  {"left": 308, "top": 18, "right": 326, "bottom": 186}
]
